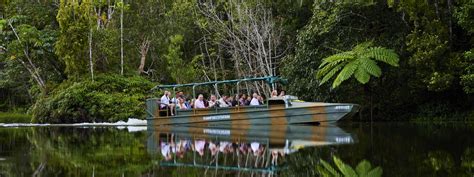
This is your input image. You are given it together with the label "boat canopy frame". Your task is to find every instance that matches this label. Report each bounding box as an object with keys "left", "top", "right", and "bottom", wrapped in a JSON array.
[{"left": 151, "top": 76, "right": 287, "bottom": 99}]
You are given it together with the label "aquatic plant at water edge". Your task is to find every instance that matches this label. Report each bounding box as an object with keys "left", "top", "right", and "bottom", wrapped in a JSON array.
[
  {"left": 317, "top": 156, "right": 383, "bottom": 177},
  {"left": 0, "top": 112, "right": 31, "bottom": 123}
]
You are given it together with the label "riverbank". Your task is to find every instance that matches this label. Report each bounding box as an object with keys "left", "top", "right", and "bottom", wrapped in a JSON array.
[{"left": 0, "top": 112, "right": 31, "bottom": 123}]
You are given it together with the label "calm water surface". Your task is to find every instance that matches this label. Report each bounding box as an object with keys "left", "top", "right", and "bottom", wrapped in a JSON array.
[{"left": 0, "top": 122, "right": 473, "bottom": 177}]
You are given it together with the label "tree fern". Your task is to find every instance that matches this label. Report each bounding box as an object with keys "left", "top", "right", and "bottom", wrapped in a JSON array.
[
  {"left": 319, "top": 63, "right": 345, "bottom": 85},
  {"left": 332, "top": 60, "right": 359, "bottom": 88},
  {"left": 316, "top": 42, "right": 399, "bottom": 88},
  {"left": 365, "top": 47, "right": 399, "bottom": 67},
  {"left": 333, "top": 156, "right": 358, "bottom": 177},
  {"left": 359, "top": 57, "right": 381, "bottom": 77},
  {"left": 354, "top": 67, "right": 371, "bottom": 84},
  {"left": 319, "top": 51, "right": 354, "bottom": 68},
  {"left": 318, "top": 156, "right": 383, "bottom": 177}
]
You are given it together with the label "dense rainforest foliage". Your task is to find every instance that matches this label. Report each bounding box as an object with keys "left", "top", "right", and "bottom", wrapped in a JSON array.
[{"left": 0, "top": 0, "right": 473, "bottom": 123}]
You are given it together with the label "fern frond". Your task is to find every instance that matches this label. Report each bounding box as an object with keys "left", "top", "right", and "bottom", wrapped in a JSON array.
[
  {"left": 319, "top": 51, "right": 354, "bottom": 68},
  {"left": 360, "top": 57, "right": 382, "bottom": 77},
  {"left": 317, "top": 59, "right": 346, "bottom": 79},
  {"left": 319, "top": 63, "right": 344, "bottom": 85},
  {"left": 319, "top": 159, "right": 342, "bottom": 177},
  {"left": 332, "top": 59, "right": 359, "bottom": 88},
  {"left": 353, "top": 41, "right": 373, "bottom": 53},
  {"left": 333, "top": 156, "right": 358, "bottom": 177},
  {"left": 356, "top": 160, "right": 372, "bottom": 176},
  {"left": 365, "top": 47, "right": 399, "bottom": 67},
  {"left": 367, "top": 167, "right": 383, "bottom": 177},
  {"left": 354, "top": 67, "right": 370, "bottom": 84}
]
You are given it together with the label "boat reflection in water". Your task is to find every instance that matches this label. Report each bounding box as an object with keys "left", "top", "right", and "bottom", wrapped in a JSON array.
[{"left": 147, "top": 124, "right": 355, "bottom": 175}]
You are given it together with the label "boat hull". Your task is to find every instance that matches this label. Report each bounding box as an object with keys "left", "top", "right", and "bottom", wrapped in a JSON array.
[{"left": 146, "top": 99, "right": 359, "bottom": 126}]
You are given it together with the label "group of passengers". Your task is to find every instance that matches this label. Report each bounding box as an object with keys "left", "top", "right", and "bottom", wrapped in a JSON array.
[{"left": 160, "top": 90, "right": 286, "bottom": 115}]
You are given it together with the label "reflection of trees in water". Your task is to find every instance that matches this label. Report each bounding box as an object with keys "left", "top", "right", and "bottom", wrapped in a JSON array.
[
  {"left": 0, "top": 128, "right": 33, "bottom": 176},
  {"left": 1, "top": 124, "right": 474, "bottom": 177},
  {"left": 281, "top": 123, "right": 474, "bottom": 177},
  {"left": 0, "top": 127, "right": 153, "bottom": 176}
]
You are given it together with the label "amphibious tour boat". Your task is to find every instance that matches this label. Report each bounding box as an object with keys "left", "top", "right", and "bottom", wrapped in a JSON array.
[{"left": 146, "top": 76, "right": 359, "bottom": 126}]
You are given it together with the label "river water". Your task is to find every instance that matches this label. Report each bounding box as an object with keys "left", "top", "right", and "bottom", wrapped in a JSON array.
[{"left": 0, "top": 122, "right": 473, "bottom": 177}]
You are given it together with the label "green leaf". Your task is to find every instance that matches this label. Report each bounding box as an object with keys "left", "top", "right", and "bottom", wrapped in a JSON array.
[
  {"left": 0, "top": 19, "right": 6, "bottom": 30},
  {"left": 319, "top": 159, "right": 342, "bottom": 177},
  {"left": 366, "top": 47, "right": 399, "bottom": 67},
  {"left": 367, "top": 167, "right": 383, "bottom": 177},
  {"left": 360, "top": 57, "right": 382, "bottom": 77},
  {"left": 332, "top": 60, "right": 359, "bottom": 88},
  {"left": 353, "top": 41, "right": 373, "bottom": 53},
  {"left": 356, "top": 160, "right": 372, "bottom": 176},
  {"left": 317, "top": 60, "right": 344, "bottom": 79},
  {"left": 354, "top": 67, "right": 370, "bottom": 84},
  {"left": 319, "top": 63, "right": 344, "bottom": 85},
  {"left": 333, "top": 156, "right": 358, "bottom": 177},
  {"left": 319, "top": 51, "right": 353, "bottom": 68}
]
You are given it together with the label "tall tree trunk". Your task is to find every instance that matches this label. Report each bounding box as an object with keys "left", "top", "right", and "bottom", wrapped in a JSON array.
[
  {"left": 120, "top": 0, "right": 124, "bottom": 75},
  {"left": 89, "top": 27, "right": 94, "bottom": 81},
  {"left": 138, "top": 38, "right": 150, "bottom": 74},
  {"left": 8, "top": 22, "right": 46, "bottom": 93}
]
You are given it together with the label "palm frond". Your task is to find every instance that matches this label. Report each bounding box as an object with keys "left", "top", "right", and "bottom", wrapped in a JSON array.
[
  {"left": 332, "top": 60, "right": 359, "bottom": 88},
  {"left": 365, "top": 47, "right": 399, "bottom": 67}
]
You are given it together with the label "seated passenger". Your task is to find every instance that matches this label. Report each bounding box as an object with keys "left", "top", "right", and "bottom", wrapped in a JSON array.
[
  {"left": 160, "top": 91, "right": 175, "bottom": 116},
  {"left": 245, "top": 96, "right": 251, "bottom": 105},
  {"left": 250, "top": 93, "right": 260, "bottom": 106},
  {"left": 257, "top": 95, "right": 264, "bottom": 105},
  {"left": 218, "top": 95, "right": 229, "bottom": 107},
  {"left": 194, "top": 94, "right": 206, "bottom": 109},
  {"left": 231, "top": 95, "right": 239, "bottom": 106},
  {"left": 185, "top": 98, "right": 192, "bottom": 109},
  {"left": 239, "top": 94, "right": 247, "bottom": 106},
  {"left": 176, "top": 97, "right": 188, "bottom": 110},
  {"left": 271, "top": 90, "right": 278, "bottom": 98},
  {"left": 208, "top": 94, "right": 218, "bottom": 108},
  {"left": 171, "top": 91, "right": 183, "bottom": 104},
  {"left": 189, "top": 99, "right": 195, "bottom": 108}
]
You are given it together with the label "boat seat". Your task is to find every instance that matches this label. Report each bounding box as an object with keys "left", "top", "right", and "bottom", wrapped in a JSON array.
[{"left": 155, "top": 100, "right": 170, "bottom": 117}]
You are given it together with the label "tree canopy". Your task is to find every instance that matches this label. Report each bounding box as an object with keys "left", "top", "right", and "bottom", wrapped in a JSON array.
[{"left": 0, "top": 0, "right": 472, "bottom": 122}]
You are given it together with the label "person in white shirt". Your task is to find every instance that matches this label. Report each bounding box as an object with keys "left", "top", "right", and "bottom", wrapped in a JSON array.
[
  {"left": 250, "top": 93, "right": 260, "bottom": 106},
  {"left": 218, "top": 95, "right": 229, "bottom": 107},
  {"left": 208, "top": 94, "right": 218, "bottom": 108},
  {"left": 160, "top": 91, "right": 175, "bottom": 115},
  {"left": 194, "top": 94, "right": 206, "bottom": 109}
]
